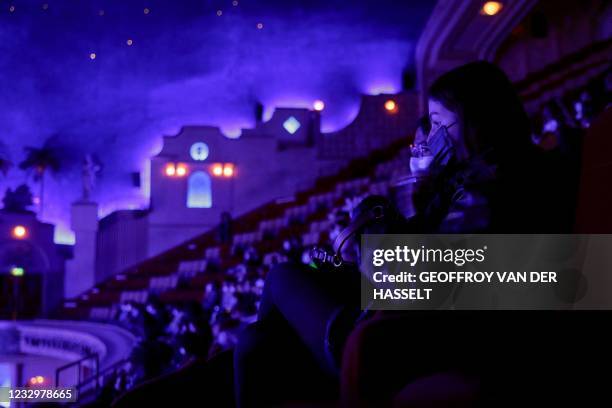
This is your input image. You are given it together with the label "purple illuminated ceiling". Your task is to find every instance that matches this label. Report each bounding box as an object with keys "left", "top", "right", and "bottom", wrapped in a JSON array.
[{"left": 0, "top": 0, "right": 433, "bottom": 243}]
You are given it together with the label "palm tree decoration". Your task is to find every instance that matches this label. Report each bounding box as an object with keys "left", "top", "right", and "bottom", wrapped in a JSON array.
[
  {"left": 19, "top": 137, "right": 65, "bottom": 217},
  {"left": 0, "top": 141, "right": 12, "bottom": 176}
]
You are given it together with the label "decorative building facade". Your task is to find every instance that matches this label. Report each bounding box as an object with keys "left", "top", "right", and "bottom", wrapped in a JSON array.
[{"left": 83, "top": 93, "right": 416, "bottom": 289}]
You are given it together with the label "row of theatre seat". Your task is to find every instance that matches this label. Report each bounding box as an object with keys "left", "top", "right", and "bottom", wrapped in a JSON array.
[
  {"left": 518, "top": 38, "right": 611, "bottom": 112},
  {"left": 63, "top": 140, "right": 413, "bottom": 321}
]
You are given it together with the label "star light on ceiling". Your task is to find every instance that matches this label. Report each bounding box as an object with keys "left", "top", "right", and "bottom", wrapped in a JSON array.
[
  {"left": 144, "top": 8, "right": 150, "bottom": 15},
  {"left": 233, "top": 1, "right": 239, "bottom": 6},
  {"left": 217, "top": 10, "right": 223, "bottom": 16},
  {"left": 257, "top": 23, "right": 264, "bottom": 29},
  {"left": 9, "top": 5, "right": 15, "bottom": 13},
  {"left": 99, "top": 10, "right": 105, "bottom": 16},
  {"left": 89, "top": 53, "right": 97, "bottom": 60},
  {"left": 127, "top": 39, "right": 134, "bottom": 46}
]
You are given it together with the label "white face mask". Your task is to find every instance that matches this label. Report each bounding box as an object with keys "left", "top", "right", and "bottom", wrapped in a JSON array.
[
  {"left": 543, "top": 119, "right": 558, "bottom": 133},
  {"left": 410, "top": 155, "right": 434, "bottom": 174}
]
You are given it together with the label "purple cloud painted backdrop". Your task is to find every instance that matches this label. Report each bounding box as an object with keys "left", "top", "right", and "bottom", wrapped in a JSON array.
[{"left": 0, "top": 0, "right": 433, "bottom": 243}]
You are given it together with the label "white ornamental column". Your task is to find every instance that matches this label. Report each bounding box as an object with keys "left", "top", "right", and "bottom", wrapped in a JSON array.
[{"left": 64, "top": 200, "right": 98, "bottom": 299}]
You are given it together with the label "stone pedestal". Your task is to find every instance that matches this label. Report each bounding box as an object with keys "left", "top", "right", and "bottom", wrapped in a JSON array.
[{"left": 64, "top": 201, "right": 98, "bottom": 299}]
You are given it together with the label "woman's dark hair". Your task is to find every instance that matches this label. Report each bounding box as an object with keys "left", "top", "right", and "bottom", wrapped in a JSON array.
[{"left": 428, "top": 61, "right": 533, "bottom": 165}]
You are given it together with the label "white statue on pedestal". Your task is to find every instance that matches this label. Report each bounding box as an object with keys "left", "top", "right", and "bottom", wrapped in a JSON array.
[{"left": 82, "top": 154, "right": 101, "bottom": 201}]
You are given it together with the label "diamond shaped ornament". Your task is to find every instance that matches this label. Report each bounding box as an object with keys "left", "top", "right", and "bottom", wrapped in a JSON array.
[{"left": 283, "top": 116, "right": 301, "bottom": 134}]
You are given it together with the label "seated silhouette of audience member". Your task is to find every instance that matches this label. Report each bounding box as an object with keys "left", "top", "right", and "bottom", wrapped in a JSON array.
[
  {"left": 531, "top": 69, "right": 610, "bottom": 154},
  {"left": 219, "top": 211, "right": 233, "bottom": 244}
]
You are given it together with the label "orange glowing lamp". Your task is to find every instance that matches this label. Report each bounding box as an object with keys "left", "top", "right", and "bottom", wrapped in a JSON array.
[
  {"left": 223, "top": 164, "right": 234, "bottom": 178},
  {"left": 384, "top": 99, "right": 397, "bottom": 113},
  {"left": 165, "top": 163, "right": 176, "bottom": 176},
  {"left": 176, "top": 163, "right": 188, "bottom": 177},
  {"left": 212, "top": 163, "right": 223, "bottom": 176},
  {"left": 12, "top": 225, "right": 27, "bottom": 239},
  {"left": 482, "top": 1, "right": 503, "bottom": 16}
]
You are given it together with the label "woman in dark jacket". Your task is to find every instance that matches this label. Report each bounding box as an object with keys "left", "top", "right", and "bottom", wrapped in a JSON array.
[{"left": 409, "top": 61, "right": 556, "bottom": 233}]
